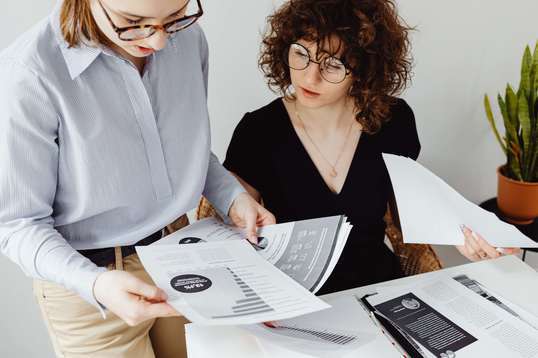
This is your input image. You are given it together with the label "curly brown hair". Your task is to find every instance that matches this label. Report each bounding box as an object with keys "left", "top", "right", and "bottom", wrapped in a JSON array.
[{"left": 259, "top": 0, "right": 413, "bottom": 133}]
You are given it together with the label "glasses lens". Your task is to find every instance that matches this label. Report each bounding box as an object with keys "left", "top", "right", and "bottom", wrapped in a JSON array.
[
  {"left": 166, "top": 0, "right": 201, "bottom": 32},
  {"left": 166, "top": 17, "right": 198, "bottom": 33},
  {"left": 321, "top": 57, "right": 347, "bottom": 83},
  {"left": 120, "top": 27, "right": 155, "bottom": 41},
  {"left": 287, "top": 43, "right": 310, "bottom": 70}
]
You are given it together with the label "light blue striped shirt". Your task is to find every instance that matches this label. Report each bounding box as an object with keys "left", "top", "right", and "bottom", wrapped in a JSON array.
[{"left": 0, "top": 10, "right": 245, "bottom": 308}]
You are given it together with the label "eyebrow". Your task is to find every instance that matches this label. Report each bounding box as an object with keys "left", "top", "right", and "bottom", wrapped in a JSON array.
[{"left": 115, "top": 1, "right": 189, "bottom": 19}]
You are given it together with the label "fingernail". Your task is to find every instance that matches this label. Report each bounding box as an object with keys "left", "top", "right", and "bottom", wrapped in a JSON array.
[{"left": 459, "top": 224, "right": 466, "bottom": 233}]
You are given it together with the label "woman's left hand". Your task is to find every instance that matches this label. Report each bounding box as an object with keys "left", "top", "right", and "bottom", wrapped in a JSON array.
[
  {"left": 456, "top": 225, "right": 521, "bottom": 261},
  {"left": 228, "top": 192, "right": 276, "bottom": 243}
]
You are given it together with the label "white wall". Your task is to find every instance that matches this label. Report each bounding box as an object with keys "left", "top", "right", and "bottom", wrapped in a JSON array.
[{"left": 1, "top": 1, "right": 537, "bottom": 356}]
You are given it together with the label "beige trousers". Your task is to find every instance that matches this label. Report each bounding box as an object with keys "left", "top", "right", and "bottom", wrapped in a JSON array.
[{"left": 34, "top": 250, "right": 189, "bottom": 358}]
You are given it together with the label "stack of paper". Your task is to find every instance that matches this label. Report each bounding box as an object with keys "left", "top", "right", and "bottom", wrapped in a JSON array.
[
  {"left": 136, "top": 216, "right": 352, "bottom": 325},
  {"left": 366, "top": 273, "right": 538, "bottom": 357}
]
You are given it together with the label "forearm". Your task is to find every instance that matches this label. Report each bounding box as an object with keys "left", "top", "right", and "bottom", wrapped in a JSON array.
[
  {"left": 1, "top": 219, "right": 106, "bottom": 308},
  {"left": 203, "top": 152, "right": 246, "bottom": 217}
]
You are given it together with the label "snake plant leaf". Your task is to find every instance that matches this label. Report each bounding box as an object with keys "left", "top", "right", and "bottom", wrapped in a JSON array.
[
  {"left": 504, "top": 85, "right": 519, "bottom": 143},
  {"left": 518, "top": 94, "right": 531, "bottom": 164},
  {"left": 530, "top": 43, "right": 538, "bottom": 116},
  {"left": 520, "top": 47, "right": 531, "bottom": 96},
  {"left": 485, "top": 94, "right": 507, "bottom": 153},
  {"left": 508, "top": 142, "right": 523, "bottom": 180}
]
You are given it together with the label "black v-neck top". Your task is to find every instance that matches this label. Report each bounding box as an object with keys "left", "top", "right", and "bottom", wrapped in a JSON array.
[{"left": 223, "top": 98, "right": 420, "bottom": 294}]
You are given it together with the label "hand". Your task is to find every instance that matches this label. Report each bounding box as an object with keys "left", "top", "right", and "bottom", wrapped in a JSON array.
[
  {"left": 93, "top": 270, "right": 179, "bottom": 326},
  {"left": 228, "top": 192, "right": 276, "bottom": 243},
  {"left": 456, "top": 225, "right": 521, "bottom": 261}
]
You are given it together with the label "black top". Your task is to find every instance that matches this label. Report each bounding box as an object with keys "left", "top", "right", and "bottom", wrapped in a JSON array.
[{"left": 224, "top": 98, "right": 420, "bottom": 294}]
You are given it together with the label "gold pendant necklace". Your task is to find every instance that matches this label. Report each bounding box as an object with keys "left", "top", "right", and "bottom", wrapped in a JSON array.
[{"left": 294, "top": 101, "right": 355, "bottom": 178}]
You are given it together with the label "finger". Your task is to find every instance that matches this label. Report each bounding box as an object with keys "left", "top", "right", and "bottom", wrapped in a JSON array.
[
  {"left": 144, "top": 302, "right": 181, "bottom": 319},
  {"left": 472, "top": 231, "right": 501, "bottom": 259},
  {"left": 244, "top": 208, "right": 259, "bottom": 243},
  {"left": 456, "top": 244, "right": 480, "bottom": 262},
  {"left": 461, "top": 226, "right": 485, "bottom": 259},
  {"left": 126, "top": 277, "right": 167, "bottom": 301},
  {"left": 501, "top": 248, "right": 522, "bottom": 255},
  {"left": 257, "top": 207, "right": 276, "bottom": 226}
]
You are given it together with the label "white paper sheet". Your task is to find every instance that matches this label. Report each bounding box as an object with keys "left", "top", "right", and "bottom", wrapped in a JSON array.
[
  {"left": 136, "top": 240, "right": 330, "bottom": 325},
  {"left": 383, "top": 153, "right": 538, "bottom": 248},
  {"left": 242, "top": 295, "right": 378, "bottom": 358}
]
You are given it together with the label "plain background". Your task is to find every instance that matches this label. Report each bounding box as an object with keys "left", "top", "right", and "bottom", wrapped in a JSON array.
[{"left": 2, "top": 1, "right": 538, "bottom": 356}]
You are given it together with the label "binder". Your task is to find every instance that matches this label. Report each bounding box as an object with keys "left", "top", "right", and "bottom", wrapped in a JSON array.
[{"left": 358, "top": 294, "right": 426, "bottom": 358}]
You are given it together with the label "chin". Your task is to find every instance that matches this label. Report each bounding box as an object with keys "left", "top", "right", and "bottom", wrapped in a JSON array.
[{"left": 295, "top": 93, "right": 326, "bottom": 108}]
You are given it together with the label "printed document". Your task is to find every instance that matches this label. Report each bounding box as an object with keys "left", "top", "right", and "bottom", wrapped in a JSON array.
[
  {"left": 153, "top": 216, "right": 352, "bottom": 293},
  {"left": 136, "top": 240, "right": 330, "bottom": 325},
  {"left": 137, "top": 216, "right": 351, "bottom": 324},
  {"left": 242, "top": 295, "right": 379, "bottom": 358},
  {"left": 367, "top": 275, "right": 538, "bottom": 357}
]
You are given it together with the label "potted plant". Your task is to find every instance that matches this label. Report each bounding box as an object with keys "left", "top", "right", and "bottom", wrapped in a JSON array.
[{"left": 484, "top": 42, "right": 538, "bottom": 225}]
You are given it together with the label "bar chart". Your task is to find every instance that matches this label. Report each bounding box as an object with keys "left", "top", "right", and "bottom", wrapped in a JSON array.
[{"left": 211, "top": 267, "right": 275, "bottom": 319}]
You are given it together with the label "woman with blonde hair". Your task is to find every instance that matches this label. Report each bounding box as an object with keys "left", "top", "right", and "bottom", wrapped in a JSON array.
[{"left": 0, "top": 0, "right": 274, "bottom": 356}]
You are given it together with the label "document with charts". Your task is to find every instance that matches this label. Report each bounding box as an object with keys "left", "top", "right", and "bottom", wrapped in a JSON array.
[
  {"left": 152, "top": 215, "right": 352, "bottom": 293},
  {"left": 136, "top": 216, "right": 351, "bottom": 325}
]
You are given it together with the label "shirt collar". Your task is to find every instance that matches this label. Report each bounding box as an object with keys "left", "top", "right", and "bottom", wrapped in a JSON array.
[{"left": 50, "top": 2, "right": 103, "bottom": 80}]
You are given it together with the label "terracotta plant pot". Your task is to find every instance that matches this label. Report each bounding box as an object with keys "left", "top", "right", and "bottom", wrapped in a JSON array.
[{"left": 497, "top": 166, "right": 538, "bottom": 225}]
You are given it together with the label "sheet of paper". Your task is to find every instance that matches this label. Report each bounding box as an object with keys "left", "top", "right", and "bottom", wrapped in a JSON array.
[
  {"left": 368, "top": 275, "right": 538, "bottom": 358},
  {"left": 383, "top": 153, "right": 538, "bottom": 248},
  {"left": 152, "top": 216, "right": 352, "bottom": 293},
  {"left": 136, "top": 240, "right": 330, "bottom": 325},
  {"left": 242, "top": 295, "right": 378, "bottom": 358}
]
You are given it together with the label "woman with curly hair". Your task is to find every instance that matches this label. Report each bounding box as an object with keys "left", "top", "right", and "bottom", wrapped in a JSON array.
[{"left": 224, "top": 0, "right": 505, "bottom": 293}]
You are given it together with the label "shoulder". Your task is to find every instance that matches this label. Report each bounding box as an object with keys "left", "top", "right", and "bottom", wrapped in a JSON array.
[
  {"left": 376, "top": 98, "right": 417, "bottom": 137},
  {"left": 0, "top": 17, "right": 62, "bottom": 79},
  {"left": 234, "top": 98, "right": 286, "bottom": 135},
  {"left": 383, "top": 98, "right": 416, "bottom": 130},
  {"left": 375, "top": 98, "right": 420, "bottom": 159}
]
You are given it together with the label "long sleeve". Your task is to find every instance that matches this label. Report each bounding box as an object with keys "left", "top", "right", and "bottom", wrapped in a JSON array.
[
  {"left": 197, "top": 27, "right": 246, "bottom": 215},
  {"left": 0, "top": 61, "right": 106, "bottom": 308}
]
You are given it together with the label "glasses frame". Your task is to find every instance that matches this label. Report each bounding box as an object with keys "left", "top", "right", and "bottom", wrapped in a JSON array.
[
  {"left": 286, "top": 42, "right": 351, "bottom": 84},
  {"left": 98, "top": 0, "right": 204, "bottom": 41}
]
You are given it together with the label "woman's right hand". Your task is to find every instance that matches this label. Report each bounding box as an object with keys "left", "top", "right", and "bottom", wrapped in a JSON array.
[{"left": 93, "top": 270, "right": 179, "bottom": 326}]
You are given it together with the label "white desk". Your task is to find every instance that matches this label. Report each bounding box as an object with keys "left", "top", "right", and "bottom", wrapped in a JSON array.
[{"left": 185, "top": 255, "right": 538, "bottom": 357}]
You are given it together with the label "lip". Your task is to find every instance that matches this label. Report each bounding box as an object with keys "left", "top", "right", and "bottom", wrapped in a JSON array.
[
  {"left": 136, "top": 46, "right": 155, "bottom": 55},
  {"left": 300, "top": 87, "right": 321, "bottom": 98}
]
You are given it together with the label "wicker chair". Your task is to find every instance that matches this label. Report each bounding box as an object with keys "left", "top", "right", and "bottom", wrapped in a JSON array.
[{"left": 194, "top": 196, "right": 442, "bottom": 276}]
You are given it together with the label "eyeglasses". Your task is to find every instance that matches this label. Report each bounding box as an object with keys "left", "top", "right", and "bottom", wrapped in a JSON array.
[
  {"left": 98, "top": 0, "right": 203, "bottom": 41},
  {"left": 285, "top": 43, "right": 350, "bottom": 84}
]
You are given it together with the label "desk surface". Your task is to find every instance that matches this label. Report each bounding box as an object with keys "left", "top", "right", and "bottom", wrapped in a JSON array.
[{"left": 185, "top": 255, "right": 538, "bottom": 357}]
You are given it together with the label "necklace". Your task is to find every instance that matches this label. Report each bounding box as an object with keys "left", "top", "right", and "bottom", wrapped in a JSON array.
[{"left": 294, "top": 102, "right": 355, "bottom": 178}]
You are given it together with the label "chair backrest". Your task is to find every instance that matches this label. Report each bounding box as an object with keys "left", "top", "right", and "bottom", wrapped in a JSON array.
[
  {"left": 195, "top": 196, "right": 442, "bottom": 276},
  {"left": 383, "top": 208, "right": 443, "bottom": 276}
]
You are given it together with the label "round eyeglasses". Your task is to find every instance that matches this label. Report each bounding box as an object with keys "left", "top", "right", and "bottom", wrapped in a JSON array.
[
  {"left": 285, "top": 43, "right": 350, "bottom": 84},
  {"left": 98, "top": 0, "right": 203, "bottom": 41}
]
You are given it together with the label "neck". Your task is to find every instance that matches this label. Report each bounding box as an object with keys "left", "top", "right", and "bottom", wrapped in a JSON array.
[{"left": 294, "top": 96, "right": 356, "bottom": 133}]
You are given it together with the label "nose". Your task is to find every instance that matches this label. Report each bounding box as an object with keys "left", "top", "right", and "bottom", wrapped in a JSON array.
[
  {"left": 144, "top": 29, "right": 169, "bottom": 51},
  {"left": 303, "top": 61, "right": 323, "bottom": 85}
]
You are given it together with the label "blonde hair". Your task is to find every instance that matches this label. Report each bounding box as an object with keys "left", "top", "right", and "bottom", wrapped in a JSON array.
[{"left": 60, "top": 0, "right": 110, "bottom": 47}]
